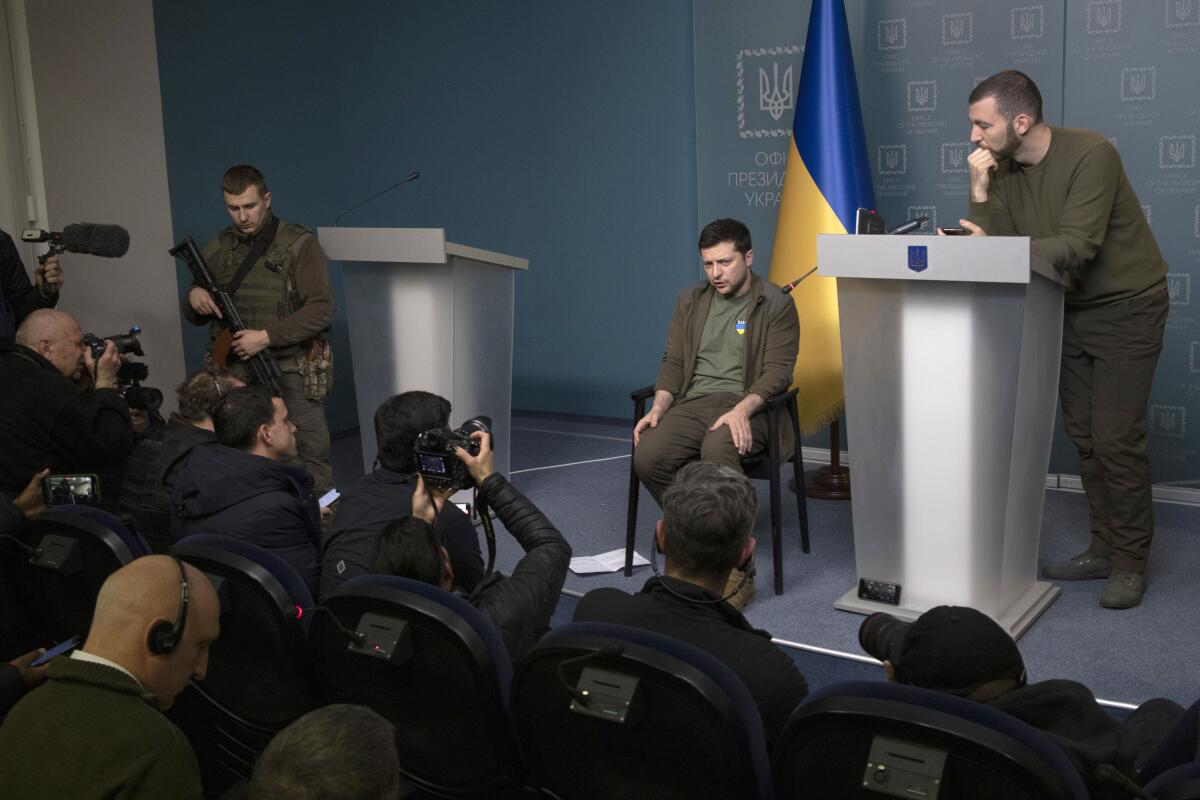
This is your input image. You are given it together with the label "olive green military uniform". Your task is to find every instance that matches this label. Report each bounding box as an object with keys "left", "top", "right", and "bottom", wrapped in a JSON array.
[{"left": 186, "top": 212, "right": 334, "bottom": 493}]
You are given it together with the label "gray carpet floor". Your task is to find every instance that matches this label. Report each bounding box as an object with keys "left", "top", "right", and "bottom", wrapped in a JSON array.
[{"left": 331, "top": 411, "right": 1200, "bottom": 708}]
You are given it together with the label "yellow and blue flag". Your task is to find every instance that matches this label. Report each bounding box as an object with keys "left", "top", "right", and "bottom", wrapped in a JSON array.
[{"left": 769, "top": 0, "right": 875, "bottom": 435}]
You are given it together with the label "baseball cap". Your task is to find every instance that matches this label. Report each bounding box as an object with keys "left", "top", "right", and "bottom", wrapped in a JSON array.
[{"left": 861, "top": 606, "right": 1027, "bottom": 697}]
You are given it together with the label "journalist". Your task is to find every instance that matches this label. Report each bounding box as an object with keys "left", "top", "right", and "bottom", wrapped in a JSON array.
[
  {"left": 0, "top": 309, "right": 132, "bottom": 508},
  {"left": 859, "top": 606, "right": 1185, "bottom": 798},
  {"left": 0, "top": 227, "right": 63, "bottom": 344},
  {"left": 370, "top": 431, "right": 571, "bottom": 660}
]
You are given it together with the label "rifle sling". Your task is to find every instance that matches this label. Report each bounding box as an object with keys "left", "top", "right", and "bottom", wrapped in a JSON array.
[{"left": 225, "top": 215, "right": 280, "bottom": 296}]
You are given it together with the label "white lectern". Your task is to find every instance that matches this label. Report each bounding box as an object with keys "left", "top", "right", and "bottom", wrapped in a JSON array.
[
  {"left": 317, "top": 227, "right": 528, "bottom": 478},
  {"left": 817, "top": 234, "right": 1064, "bottom": 637}
]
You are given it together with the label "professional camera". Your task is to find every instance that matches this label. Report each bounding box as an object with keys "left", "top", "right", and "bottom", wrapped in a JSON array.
[
  {"left": 857, "top": 612, "right": 910, "bottom": 665},
  {"left": 413, "top": 415, "right": 493, "bottom": 491},
  {"left": 116, "top": 362, "right": 163, "bottom": 411},
  {"left": 82, "top": 325, "right": 162, "bottom": 411},
  {"left": 83, "top": 325, "right": 145, "bottom": 360}
]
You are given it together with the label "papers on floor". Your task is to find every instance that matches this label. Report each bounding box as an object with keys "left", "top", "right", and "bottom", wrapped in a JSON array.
[{"left": 570, "top": 548, "right": 650, "bottom": 575}]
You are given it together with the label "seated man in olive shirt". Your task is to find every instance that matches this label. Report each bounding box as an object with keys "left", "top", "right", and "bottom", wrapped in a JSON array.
[{"left": 632, "top": 219, "right": 798, "bottom": 607}]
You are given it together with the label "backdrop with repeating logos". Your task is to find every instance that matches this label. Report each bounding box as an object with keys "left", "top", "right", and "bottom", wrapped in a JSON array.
[{"left": 695, "top": 0, "right": 1200, "bottom": 485}]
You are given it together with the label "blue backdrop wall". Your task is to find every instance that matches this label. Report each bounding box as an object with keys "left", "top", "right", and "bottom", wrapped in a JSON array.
[
  {"left": 155, "top": 1, "right": 1200, "bottom": 486},
  {"left": 153, "top": 0, "right": 699, "bottom": 430}
]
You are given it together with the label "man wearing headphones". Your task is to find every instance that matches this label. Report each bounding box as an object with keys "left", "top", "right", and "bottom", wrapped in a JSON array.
[
  {"left": 0, "top": 555, "right": 221, "bottom": 799},
  {"left": 573, "top": 462, "right": 808, "bottom": 746}
]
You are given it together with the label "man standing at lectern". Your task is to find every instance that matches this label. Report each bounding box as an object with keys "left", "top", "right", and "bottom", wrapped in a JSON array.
[
  {"left": 633, "top": 219, "right": 799, "bottom": 606},
  {"left": 951, "top": 71, "right": 1168, "bottom": 609},
  {"left": 183, "top": 165, "right": 335, "bottom": 494}
]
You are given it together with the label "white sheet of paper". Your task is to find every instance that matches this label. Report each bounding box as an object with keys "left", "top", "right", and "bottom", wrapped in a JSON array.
[
  {"left": 318, "top": 489, "right": 340, "bottom": 508},
  {"left": 570, "top": 548, "right": 650, "bottom": 575}
]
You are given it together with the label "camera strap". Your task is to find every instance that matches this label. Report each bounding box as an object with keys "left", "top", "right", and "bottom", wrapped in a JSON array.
[{"left": 476, "top": 489, "right": 496, "bottom": 574}]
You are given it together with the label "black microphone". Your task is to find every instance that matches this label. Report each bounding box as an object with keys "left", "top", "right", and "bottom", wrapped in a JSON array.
[
  {"left": 557, "top": 643, "right": 625, "bottom": 706},
  {"left": 303, "top": 606, "right": 366, "bottom": 645},
  {"left": 22, "top": 223, "right": 131, "bottom": 259},
  {"left": 334, "top": 171, "right": 420, "bottom": 226},
  {"left": 781, "top": 266, "right": 818, "bottom": 294},
  {"left": 886, "top": 216, "right": 928, "bottom": 235}
]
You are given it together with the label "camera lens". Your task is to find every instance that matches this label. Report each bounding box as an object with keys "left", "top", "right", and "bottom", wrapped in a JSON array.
[
  {"left": 858, "top": 612, "right": 909, "bottom": 664},
  {"left": 122, "top": 385, "right": 163, "bottom": 412}
]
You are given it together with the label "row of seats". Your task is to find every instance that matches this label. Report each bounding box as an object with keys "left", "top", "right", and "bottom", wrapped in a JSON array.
[{"left": 3, "top": 510, "right": 1198, "bottom": 799}]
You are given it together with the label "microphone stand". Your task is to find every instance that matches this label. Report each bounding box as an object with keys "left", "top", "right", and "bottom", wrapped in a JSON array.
[{"left": 333, "top": 171, "right": 420, "bottom": 226}]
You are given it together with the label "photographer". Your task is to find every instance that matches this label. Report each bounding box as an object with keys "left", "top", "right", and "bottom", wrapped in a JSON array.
[
  {"left": 120, "top": 366, "right": 245, "bottom": 552},
  {"left": 0, "top": 228, "right": 63, "bottom": 345},
  {"left": 319, "top": 391, "right": 484, "bottom": 601},
  {"left": 0, "top": 309, "right": 132, "bottom": 509},
  {"left": 370, "top": 431, "right": 571, "bottom": 660},
  {"left": 859, "top": 606, "right": 1185, "bottom": 798}
]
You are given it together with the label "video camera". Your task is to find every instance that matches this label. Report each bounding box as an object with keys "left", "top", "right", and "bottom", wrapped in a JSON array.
[
  {"left": 82, "top": 325, "right": 163, "bottom": 412},
  {"left": 414, "top": 416, "right": 493, "bottom": 491}
]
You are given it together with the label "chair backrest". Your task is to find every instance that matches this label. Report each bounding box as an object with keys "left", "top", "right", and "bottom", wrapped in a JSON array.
[
  {"left": 0, "top": 507, "right": 150, "bottom": 645},
  {"left": 773, "top": 680, "right": 1090, "bottom": 800},
  {"left": 168, "top": 534, "right": 322, "bottom": 797},
  {"left": 308, "top": 574, "right": 521, "bottom": 798},
  {"left": 513, "top": 621, "right": 775, "bottom": 800},
  {"left": 1144, "top": 762, "right": 1200, "bottom": 800}
]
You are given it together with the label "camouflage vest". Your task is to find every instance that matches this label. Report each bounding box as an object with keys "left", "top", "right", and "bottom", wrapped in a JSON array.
[{"left": 203, "top": 219, "right": 310, "bottom": 360}]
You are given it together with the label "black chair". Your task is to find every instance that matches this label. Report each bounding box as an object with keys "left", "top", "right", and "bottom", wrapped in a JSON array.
[
  {"left": 308, "top": 574, "right": 523, "bottom": 798},
  {"left": 169, "top": 534, "right": 322, "bottom": 799},
  {"left": 0, "top": 506, "right": 151, "bottom": 648},
  {"left": 512, "top": 621, "right": 775, "bottom": 800},
  {"left": 624, "top": 385, "right": 810, "bottom": 594},
  {"left": 1145, "top": 762, "right": 1200, "bottom": 800},
  {"left": 773, "top": 680, "right": 1089, "bottom": 800}
]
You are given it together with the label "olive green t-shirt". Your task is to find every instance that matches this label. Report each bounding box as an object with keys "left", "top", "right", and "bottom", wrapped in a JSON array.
[{"left": 685, "top": 292, "right": 749, "bottom": 398}]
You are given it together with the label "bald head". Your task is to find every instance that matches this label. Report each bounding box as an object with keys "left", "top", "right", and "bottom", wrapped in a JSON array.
[
  {"left": 85, "top": 555, "right": 221, "bottom": 710},
  {"left": 14, "top": 308, "right": 76, "bottom": 348},
  {"left": 15, "top": 309, "right": 85, "bottom": 379}
]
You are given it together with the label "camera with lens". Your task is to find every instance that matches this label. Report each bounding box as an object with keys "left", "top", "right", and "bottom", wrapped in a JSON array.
[
  {"left": 83, "top": 325, "right": 144, "bottom": 361},
  {"left": 413, "top": 416, "right": 493, "bottom": 491},
  {"left": 857, "top": 612, "right": 910, "bottom": 666},
  {"left": 82, "top": 325, "right": 163, "bottom": 412}
]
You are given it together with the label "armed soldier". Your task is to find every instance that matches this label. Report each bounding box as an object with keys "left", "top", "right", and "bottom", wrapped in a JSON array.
[{"left": 183, "top": 165, "right": 335, "bottom": 494}]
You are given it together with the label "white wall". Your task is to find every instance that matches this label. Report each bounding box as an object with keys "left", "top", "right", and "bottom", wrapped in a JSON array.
[{"left": 21, "top": 0, "right": 184, "bottom": 410}]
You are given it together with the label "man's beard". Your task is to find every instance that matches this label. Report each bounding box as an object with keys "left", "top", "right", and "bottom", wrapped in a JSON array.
[{"left": 988, "top": 120, "right": 1021, "bottom": 161}]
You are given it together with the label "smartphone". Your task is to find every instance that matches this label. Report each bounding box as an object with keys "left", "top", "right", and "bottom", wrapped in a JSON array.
[
  {"left": 43, "top": 474, "right": 101, "bottom": 505},
  {"left": 319, "top": 489, "right": 340, "bottom": 509},
  {"left": 31, "top": 635, "right": 80, "bottom": 667},
  {"left": 939, "top": 227, "right": 970, "bottom": 236}
]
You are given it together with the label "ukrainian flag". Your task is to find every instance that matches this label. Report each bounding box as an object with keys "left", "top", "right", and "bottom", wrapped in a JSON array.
[{"left": 770, "top": 0, "right": 875, "bottom": 435}]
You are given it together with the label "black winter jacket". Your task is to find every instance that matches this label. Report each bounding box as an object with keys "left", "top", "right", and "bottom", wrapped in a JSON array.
[
  {"left": 170, "top": 444, "right": 321, "bottom": 594},
  {"left": 459, "top": 473, "right": 571, "bottom": 661},
  {"left": 0, "top": 345, "right": 132, "bottom": 507}
]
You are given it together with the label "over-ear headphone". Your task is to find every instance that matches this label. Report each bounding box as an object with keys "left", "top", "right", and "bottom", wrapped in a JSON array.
[
  {"left": 147, "top": 557, "right": 190, "bottom": 655},
  {"left": 649, "top": 529, "right": 755, "bottom": 606}
]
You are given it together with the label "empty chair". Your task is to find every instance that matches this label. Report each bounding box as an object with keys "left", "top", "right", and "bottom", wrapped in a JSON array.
[
  {"left": 308, "top": 574, "right": 523, "bottom": 798},
  {"left": 168, "top": 534, "right": 322, "bottom": 798},
  {"left": 0, "top": 506, "right": 150, "bottom": 647},
  {"left": 773, "top": 680, "right": 1089, "bottom": 800},
  {"left": 512, "top": 621, "right": 774, "bottom": 800}
]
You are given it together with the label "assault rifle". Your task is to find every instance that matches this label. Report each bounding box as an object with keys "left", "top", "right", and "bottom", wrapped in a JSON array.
[{"left": 170, "top": 236, "right": 283, "bottom": 393}]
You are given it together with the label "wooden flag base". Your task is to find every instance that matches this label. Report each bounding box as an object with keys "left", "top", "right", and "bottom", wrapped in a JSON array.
[{"left": 790, "top": 418, "right": 851, "bottom": 500}]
